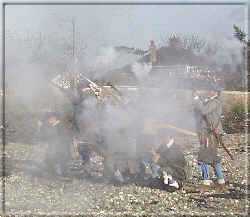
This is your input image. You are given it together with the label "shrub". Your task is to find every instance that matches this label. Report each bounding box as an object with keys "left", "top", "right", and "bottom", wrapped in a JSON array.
[{"left": 222, "top": 102, "right": 246, "bottom": 133}]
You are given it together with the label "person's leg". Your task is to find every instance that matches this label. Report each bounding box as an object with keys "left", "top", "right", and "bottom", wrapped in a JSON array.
[
  {"left": 163, "top": 171, "right": 179, "bottom": 189},
  {"left": 139, "top": 154, "right": 151, "bottom": 177},
  {"left": 78, "top": 144, "right": 91, "bottom": 165},
  {"left": 103, "top": 156, "right": 114, "bottom": 178},
  {"left": 199, "top": 162, "right": 211, "bottom": 185},
  {"left": 113, "top": 163, "right": 124, "bottom": 183},
  {"left": 81, "top": 151, "right": 91, "bottom": 165},
  {"left": 55, "top": 162, "right": 62, "bottom": 175},
  {"left": 103, "top": 156, "right": 124, "bottom": 183},
  {"left": 214, "top": 163, "right": 225, "bottom": 184},
  {"left": 151, "top": 162, "right": 159, "bottom": 178},
  {"left": 139, "top": 160, "right": 146, "bottom": 177}
]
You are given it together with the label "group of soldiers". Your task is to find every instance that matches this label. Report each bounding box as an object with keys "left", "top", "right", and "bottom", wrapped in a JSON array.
[{"left": 40, "top": 81, "right": 227, "bottom": 192}]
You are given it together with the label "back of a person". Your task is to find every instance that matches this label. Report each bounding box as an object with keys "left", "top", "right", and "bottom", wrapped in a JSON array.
[
  {"left": 158, "top": 142, "right": 186, "bottom": 182},
  {"left": 159, "top": 143, "right": 185, "bottom": 165},
  {"left": 206, "top": 97, "right": 223, "bottom": 134}
]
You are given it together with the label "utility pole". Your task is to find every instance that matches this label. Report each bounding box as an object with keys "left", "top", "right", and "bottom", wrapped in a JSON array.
[
  {"left": 72, "top": 18, "right": 75, "bottom": 58},
  {"left": 71, "top": 18, "right": 77, "bottom": 88}
]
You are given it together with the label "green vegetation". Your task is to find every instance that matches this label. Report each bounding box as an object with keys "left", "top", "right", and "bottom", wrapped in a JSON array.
[{"left": 222, "top": 101, "right": 247, "bottom": 134}]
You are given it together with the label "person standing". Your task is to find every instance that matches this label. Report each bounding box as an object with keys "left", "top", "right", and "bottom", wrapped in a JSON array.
[
  {"left": 43, "top": 111, "right": 73, "bottom": 176},
  {"left": 192, "top": 86, "right": 226, "bottom": 190},
  {"left": 149, "top": 40, "right": 157, "bottom": 66}
]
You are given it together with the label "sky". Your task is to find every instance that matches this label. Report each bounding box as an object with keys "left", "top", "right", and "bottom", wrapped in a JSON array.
[{"left": 4, "top": 1, "right": 247, "bottom": 51}]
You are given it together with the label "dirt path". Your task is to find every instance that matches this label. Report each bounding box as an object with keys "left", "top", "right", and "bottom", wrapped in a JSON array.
[{"left": 0, "top": 139, "right": 249, "bottom": 216}]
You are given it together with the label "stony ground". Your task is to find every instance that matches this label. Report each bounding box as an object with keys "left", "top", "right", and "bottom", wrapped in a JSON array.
[{"left": 1, "top": 136, "right": 249, "bottom": 216}]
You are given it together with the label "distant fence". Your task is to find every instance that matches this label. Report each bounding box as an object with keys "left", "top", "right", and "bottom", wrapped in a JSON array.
[{"left": 151, "top": 64, "right": 218, "bottom": 83}]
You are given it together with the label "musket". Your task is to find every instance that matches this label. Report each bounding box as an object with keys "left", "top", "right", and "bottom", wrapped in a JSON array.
[
  {"left": 159, "top": 123, "right": 197, "bottom": 137},
  {"left": 192, "top": 90, "right": 234, "bottom": 160},
  {"left": 194, "top": 94, "right": 234, "bottom": 160},
  {"left": 199, "top": 98, "right": 234, "bottom": 161},
  {"left": 144, "top": 119, "right": 198, "bottom": 137},
  {"left": 211, "top": 127, "right": 234, "bottom": 160}
]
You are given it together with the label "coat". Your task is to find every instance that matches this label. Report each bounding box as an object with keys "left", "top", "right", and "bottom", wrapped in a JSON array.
[
  {"left": 44, "top": 119, "right": 73, "bottom": 170},
  {"left": 193, "top": 95, "right": 223, "bottom": 165},
  {"left": 193, "top": 96, "right": 224, "bottom": 135},
  {"left": 156, "top": 141, "right": 187, "bottom": 182}
]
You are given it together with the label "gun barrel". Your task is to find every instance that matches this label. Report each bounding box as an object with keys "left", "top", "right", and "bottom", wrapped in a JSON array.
[
  {"left": 160, "top": 124, "right": 197, "bottom": 137},
  {"left": 144, "top": 119, "right": 197, "bottom": 137}
]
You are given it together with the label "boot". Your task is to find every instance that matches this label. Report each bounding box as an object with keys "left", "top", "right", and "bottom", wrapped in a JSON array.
[
  {"left": 214, "top": 179, "right": 227, "bottom": 192},
  {"left": 196, "top": 180, "right": 213, "bottom": 191}
]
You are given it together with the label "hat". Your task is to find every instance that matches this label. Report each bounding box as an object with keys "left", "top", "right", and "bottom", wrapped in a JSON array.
[
  {"left": 44, "top": 111, "right": 58, "bottom": 120},
  {"left": 208, "top": 83, "right": 222, "bottom": 94}
]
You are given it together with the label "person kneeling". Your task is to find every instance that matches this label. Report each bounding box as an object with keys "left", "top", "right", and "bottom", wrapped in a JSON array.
[{"left": 150, "top": 129, "right": 187, "bottom": 190}]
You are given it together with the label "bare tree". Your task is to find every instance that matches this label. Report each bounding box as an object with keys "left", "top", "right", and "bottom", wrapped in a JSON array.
[
  {"left": 233, "top": 24, "right": 250, "bottom": 90},
  {"left": 161, "top": 33, "right": 207, "bottom": 52},
  {"left": 182, "top": 34, "right": 207, "bottom": 52}
]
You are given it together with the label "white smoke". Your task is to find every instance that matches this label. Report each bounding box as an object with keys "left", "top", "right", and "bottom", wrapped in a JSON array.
[
  {"left": 96, "top": 46, "right": 117, "bottom": 66},
  {"left": 80, "top": 45, "right": 140, "bottom": 81},
  {"left": 132, "top": 62, "right": 152, "bottom": 82},
  {"left": 208, "top": 38, "right": 243, "bottom": 66}
]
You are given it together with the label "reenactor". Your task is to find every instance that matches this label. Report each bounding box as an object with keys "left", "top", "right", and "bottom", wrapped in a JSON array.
[
  {"left": 149, "top": 40, "right": 157, "bottom": 66},
  {"left": 42, "top": 111, "right": 73, "bottom": 176},
  {"left": 150, "top": 129, "right": 187, "bottom": 190},
  {"left": 192, "top": 85, "right": 226, "bottom": 190}
]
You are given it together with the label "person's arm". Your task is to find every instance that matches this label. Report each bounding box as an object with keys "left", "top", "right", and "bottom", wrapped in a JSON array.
[
  {"left": 150, "top": 147, "right": 160, "bottom": 163},
  {"left": 193, "top": 97, "right": 219, "bottom": 115}
]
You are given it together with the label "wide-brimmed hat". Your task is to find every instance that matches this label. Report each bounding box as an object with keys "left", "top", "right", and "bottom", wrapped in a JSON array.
[{"left": 44, "top": 111, "right": 58, "bottom": 120}]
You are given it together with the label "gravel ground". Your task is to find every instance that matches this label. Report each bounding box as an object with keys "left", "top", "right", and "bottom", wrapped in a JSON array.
[{"left": 1, "top": 137, "right": 249, "bottom": 216}]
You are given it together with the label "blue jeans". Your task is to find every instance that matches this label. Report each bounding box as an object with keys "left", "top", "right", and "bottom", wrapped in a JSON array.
[
  {"left": 200, "top": 162, "right": 210, "bottom": 180},
  {"left": 151, "top": 163, "right": 159, "bottom": 178},
  {"left": 214, "top": 163, "right": 224, "bottom": 180},
  {"left": 140, "top": 156, "right": 159, "bottom": 178},
  {"left": 81, "top": 151, "right": 91, "bottom": 164},
  {"left": 200, "top": 162, "right": 224, "bottom": 180}
]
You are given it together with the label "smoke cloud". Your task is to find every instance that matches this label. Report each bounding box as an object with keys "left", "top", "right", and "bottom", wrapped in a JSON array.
[
  {"left": 132, "top": 62, "right": 151, "bottom": 82},
  {"left": 2, "top": 5, "right": 245, "bottom": 214}
]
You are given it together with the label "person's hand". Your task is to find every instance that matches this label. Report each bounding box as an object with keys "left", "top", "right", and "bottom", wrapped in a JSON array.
[
  {"left": 192, "top": 90, "right": 200, "bottom": 100},
  {"left": 151, "top": 148, "right": 160, "bottom": 163},
  {"left": 192, "top": 90, "right": 199, "bottom": 97}
]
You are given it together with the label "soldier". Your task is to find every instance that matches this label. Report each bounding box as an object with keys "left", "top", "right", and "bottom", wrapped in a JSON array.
[
  {"left": 151, "top": 129, "right": 187, "bottom": 190},
  {"left": 73, "top": 84, "right": 96, "bottom": 166},
  {"left": 43, "top": 111, "right": 73, "bottom": 176},
  {"left": 192, "top": 86, "right": 226, "bottom": 190},
  {"left": 149, "top": 40, "right": 157, "bottom": 66}
]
